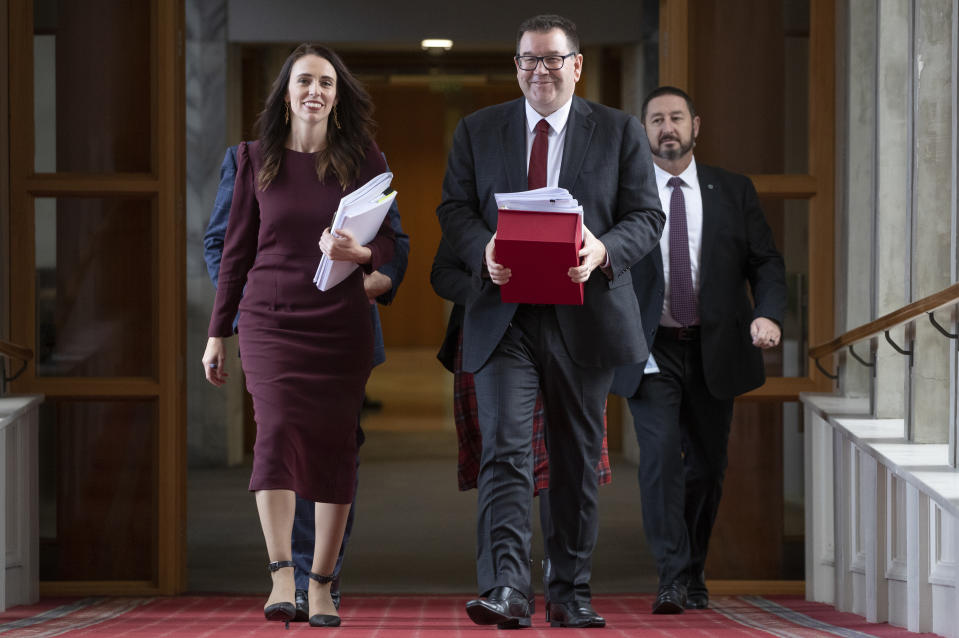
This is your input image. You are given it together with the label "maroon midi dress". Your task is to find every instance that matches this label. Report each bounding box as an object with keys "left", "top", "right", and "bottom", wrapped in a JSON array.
[{"left": 208, "top": 140, "right": 394, "bottom": 504}]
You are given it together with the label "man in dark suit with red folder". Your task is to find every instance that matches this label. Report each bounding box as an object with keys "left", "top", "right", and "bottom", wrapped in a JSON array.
[
  {"left": 437, "top": 14, "right": 664, "bottom": 629},
  {"left": 611, "top": 86, "right": 786, "bottom": 614}
]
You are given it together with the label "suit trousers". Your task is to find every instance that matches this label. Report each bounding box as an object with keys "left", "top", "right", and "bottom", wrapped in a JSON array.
[
  {"left": 473, "top": 304, "right": 611, "bottom": 603},
  {"left": 291, "top": 491, "right": 356, "bottom": 590},
  {"left": 628, "top": 334, "right": 733, "bottom": 587}
]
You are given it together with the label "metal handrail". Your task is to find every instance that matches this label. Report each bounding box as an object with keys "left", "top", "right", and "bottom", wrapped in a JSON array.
[
  {"left": 808, "top": 281, "right": 959, "bottom": 374},
  {"left": 0, "top": 337, "right": 33, "bottom": 386}
]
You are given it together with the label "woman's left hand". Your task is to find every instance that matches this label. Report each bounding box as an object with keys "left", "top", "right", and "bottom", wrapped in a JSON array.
[{"left": 320, "top": 227, "right": 372, "bottom": 264}]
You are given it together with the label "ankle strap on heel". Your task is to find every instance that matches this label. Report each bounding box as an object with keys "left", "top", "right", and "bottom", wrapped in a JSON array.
[
  {"left": 309, "top": 571, "right": 335, "bottom": 584},
  {"left": 268, "top": 560, "right": 295, "bottom": 572}
]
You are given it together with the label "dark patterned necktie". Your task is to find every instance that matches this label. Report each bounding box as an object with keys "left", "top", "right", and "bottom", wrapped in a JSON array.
[
  {"left": 667, "top": 176, "right": 698, "bottom": 326},
  {"left": 527, "top": 119, "right": 550, "bottom": 190}
]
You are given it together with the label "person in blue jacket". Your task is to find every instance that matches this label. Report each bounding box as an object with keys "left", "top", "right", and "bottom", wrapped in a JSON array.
[{"left": 203, "top": 144, "right": 409, "bottom": 620}]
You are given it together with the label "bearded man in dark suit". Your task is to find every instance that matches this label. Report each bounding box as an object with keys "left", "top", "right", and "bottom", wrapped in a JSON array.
[
  {"left": 436, "top": 14, "right": 665, "bottom": 629},
  {"left": 611, "top": 86, "right": 787, "bottom": 614}
]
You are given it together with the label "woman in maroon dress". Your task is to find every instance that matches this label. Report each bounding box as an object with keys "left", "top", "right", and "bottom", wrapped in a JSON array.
[{"left": 202, "top": 44, "right": 394, "bottom": 628}]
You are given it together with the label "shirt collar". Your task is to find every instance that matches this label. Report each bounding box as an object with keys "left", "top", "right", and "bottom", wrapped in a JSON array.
[
  {"left": 654, "top": 155, "right": 698, "bottom": 190},
  {"left": 525, "top": 97, "right": 573, "bottom": 136}
]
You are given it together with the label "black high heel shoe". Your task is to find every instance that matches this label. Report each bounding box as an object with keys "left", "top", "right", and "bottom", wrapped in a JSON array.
[
  {"left": 308, "top": 571, "right": 342, "bottom": 627},
  {"left": 264, "top": 560, "right": 296, "bottom": 628}
]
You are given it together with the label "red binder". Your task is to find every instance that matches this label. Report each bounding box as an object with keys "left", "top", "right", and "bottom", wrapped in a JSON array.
[{"left": 496, "top": 209, "right": 584, "bottom": 305}]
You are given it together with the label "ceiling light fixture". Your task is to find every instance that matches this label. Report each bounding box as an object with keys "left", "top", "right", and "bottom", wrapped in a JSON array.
[{"left": 421, "top": 38, "right": 453, "bottom": 55}]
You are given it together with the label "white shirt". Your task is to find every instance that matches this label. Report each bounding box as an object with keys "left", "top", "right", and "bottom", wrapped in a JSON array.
[
  {"left": 655, "top": 157, "right": 703, "bottom": 328},
  {"left": 524, "top": 98, "right": 572, "bottom": 188}
]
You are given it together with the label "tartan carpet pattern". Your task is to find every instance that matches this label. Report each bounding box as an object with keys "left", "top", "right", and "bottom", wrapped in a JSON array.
[{"left": 0, "top": 595, "right": 942, "bottom": 637}]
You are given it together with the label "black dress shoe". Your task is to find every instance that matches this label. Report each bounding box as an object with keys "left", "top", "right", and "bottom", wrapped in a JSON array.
[
  {"left": 465, "top": 586, "right": 532, "bottom": 629},
  {"left": 294, "top": 589, "right": 308, "bottom": 622},
  {"left": 686, "top": 586, "right": 708, "bottom": 609},
  {"left": 653, "top": 582, "right": 688, "bottom": 614},
  {"left": 331, "top": 588, "right": 341, "bottom": 611},
  {"left": 547, "top": 600, "right": 606, "bottom": 628}
]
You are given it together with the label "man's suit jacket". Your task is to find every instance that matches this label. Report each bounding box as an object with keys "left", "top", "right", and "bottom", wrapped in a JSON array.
[
  {"left": 431, "top": 237, "right": 472, "bottom": 373},
  {"left": 202, "top": 145, "right": 410, "bottom": 366},
  {"left": 610, "top": 163, "right": 786, "bottom": 400},
  {"left": 436, "top": 96, "right": 665, "bottom": 373}
]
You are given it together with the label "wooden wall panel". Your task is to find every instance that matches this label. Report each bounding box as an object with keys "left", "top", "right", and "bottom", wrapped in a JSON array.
[
  {"left": 366, "top": 84, "right": 447, "bottom": 347},
  {"left": 689, "top": 0, "right": 786, "bottom": 175},
  {"left": 686, "top": 0, "right": 789, "bottom": 579},
  {"left": 706, "top": 402, "right": 785, "bottom": 579},
  {"left": 1, "top": 0, "right": 9, "bottom": 341},
  {"left": 367, "top": 82, "right": 519, "bottom": 348}
]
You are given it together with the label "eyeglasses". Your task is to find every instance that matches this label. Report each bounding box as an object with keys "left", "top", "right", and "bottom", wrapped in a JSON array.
[{"left": 514, "top": 52, "right": 577, "bottom": 71}]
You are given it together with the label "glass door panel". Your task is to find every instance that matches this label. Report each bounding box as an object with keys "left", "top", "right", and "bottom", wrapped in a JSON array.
[
  {"left": 689, "top": 0, "right": 809, "bottom": 175},
  {"left": 33, "top": 0, "right": 152, "bottom": 173},
  {"left": 9, "top": 0, "right": 184, "bottom": 593},
  {"left": 757, "top": 197, "right": 809, "bottom": 378},
  {"left": 38, "top": 399, "right": 157, "bottom": 581},
  {"left": 34, "top": 196, "right": 156, "bottom": 377}
]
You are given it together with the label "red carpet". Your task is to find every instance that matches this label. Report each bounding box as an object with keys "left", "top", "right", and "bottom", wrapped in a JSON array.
[{"left": 0, "top": 594, "right": 942, "bottom": 636}]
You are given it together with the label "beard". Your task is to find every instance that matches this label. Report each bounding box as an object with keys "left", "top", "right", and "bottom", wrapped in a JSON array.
[{"left": 653, "top": 135, "right": 694, "bottom": 161}]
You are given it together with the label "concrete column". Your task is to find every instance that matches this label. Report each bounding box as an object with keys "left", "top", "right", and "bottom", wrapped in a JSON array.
[
  {"left": 910, "top": 0, "right": 954, "bottom": 442},
  {"left": 874, "top": 0, "right": 912, "bottom": 419},
  {"left": 841, "top": 0, "right": 877, "bottom": 398},
  {"left": 185, "top": 0, "right": 242, "bottom": 466}
]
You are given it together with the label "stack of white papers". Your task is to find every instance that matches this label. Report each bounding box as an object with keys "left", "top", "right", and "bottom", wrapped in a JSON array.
[
  {"left": 314, "top": 172, "right": 396, "bottom": 291},
  {"left": 494, "top": 187, "right": 583, "bottom": 230}
]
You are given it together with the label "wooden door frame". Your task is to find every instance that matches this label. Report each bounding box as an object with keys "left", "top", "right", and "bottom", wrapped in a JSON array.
[
  {"left": 7, "top": 0, "right": 186, "bottom": 595},
  {"left": 1, "top": 0, "right": 9, "bottom": 341},
  {"left": 659, "top": 0, "right": 835, "bottom": 401}
]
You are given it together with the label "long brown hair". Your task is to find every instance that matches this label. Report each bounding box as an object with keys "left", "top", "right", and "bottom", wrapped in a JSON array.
[{"left": 255, "top": 43, "right": 376, "bottom": 190}]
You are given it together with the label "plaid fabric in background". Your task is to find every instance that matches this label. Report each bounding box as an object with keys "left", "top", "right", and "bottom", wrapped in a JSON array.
[{"left": 453, "top": 334, "right": 611, "bottom": 494}]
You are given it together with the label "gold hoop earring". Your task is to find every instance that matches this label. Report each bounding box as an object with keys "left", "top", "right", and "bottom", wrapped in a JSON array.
[
  {"left": 333, "top": 105, "right": 341, "bottom": 130},
  {"left": 284, "top": 102, "right": 290, "bottom": 125}
]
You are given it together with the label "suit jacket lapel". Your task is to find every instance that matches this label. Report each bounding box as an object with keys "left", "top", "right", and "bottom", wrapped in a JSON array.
[
  {"left": 559, "top": 97, "right": 595, "bottom": 192},
  {"left": 500, "top": 99, "right": 528, "bottom": 193},
  {"left": 698, "top": 164, "right": 719, "bottom": 281}
]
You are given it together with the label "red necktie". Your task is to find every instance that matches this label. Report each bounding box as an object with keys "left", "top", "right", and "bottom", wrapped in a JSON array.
[{"left": 527, "top": 119, "right": 550, "bottom": 190}]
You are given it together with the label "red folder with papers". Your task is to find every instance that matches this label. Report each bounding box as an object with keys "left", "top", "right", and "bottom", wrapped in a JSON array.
[{"left": 496, "top": 209, "right": 584, "bottom": 305}]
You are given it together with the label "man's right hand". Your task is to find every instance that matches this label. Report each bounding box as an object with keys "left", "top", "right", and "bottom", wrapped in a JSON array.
[{"left": 485, "top": 233, "right": 512, "bottom": 286}]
